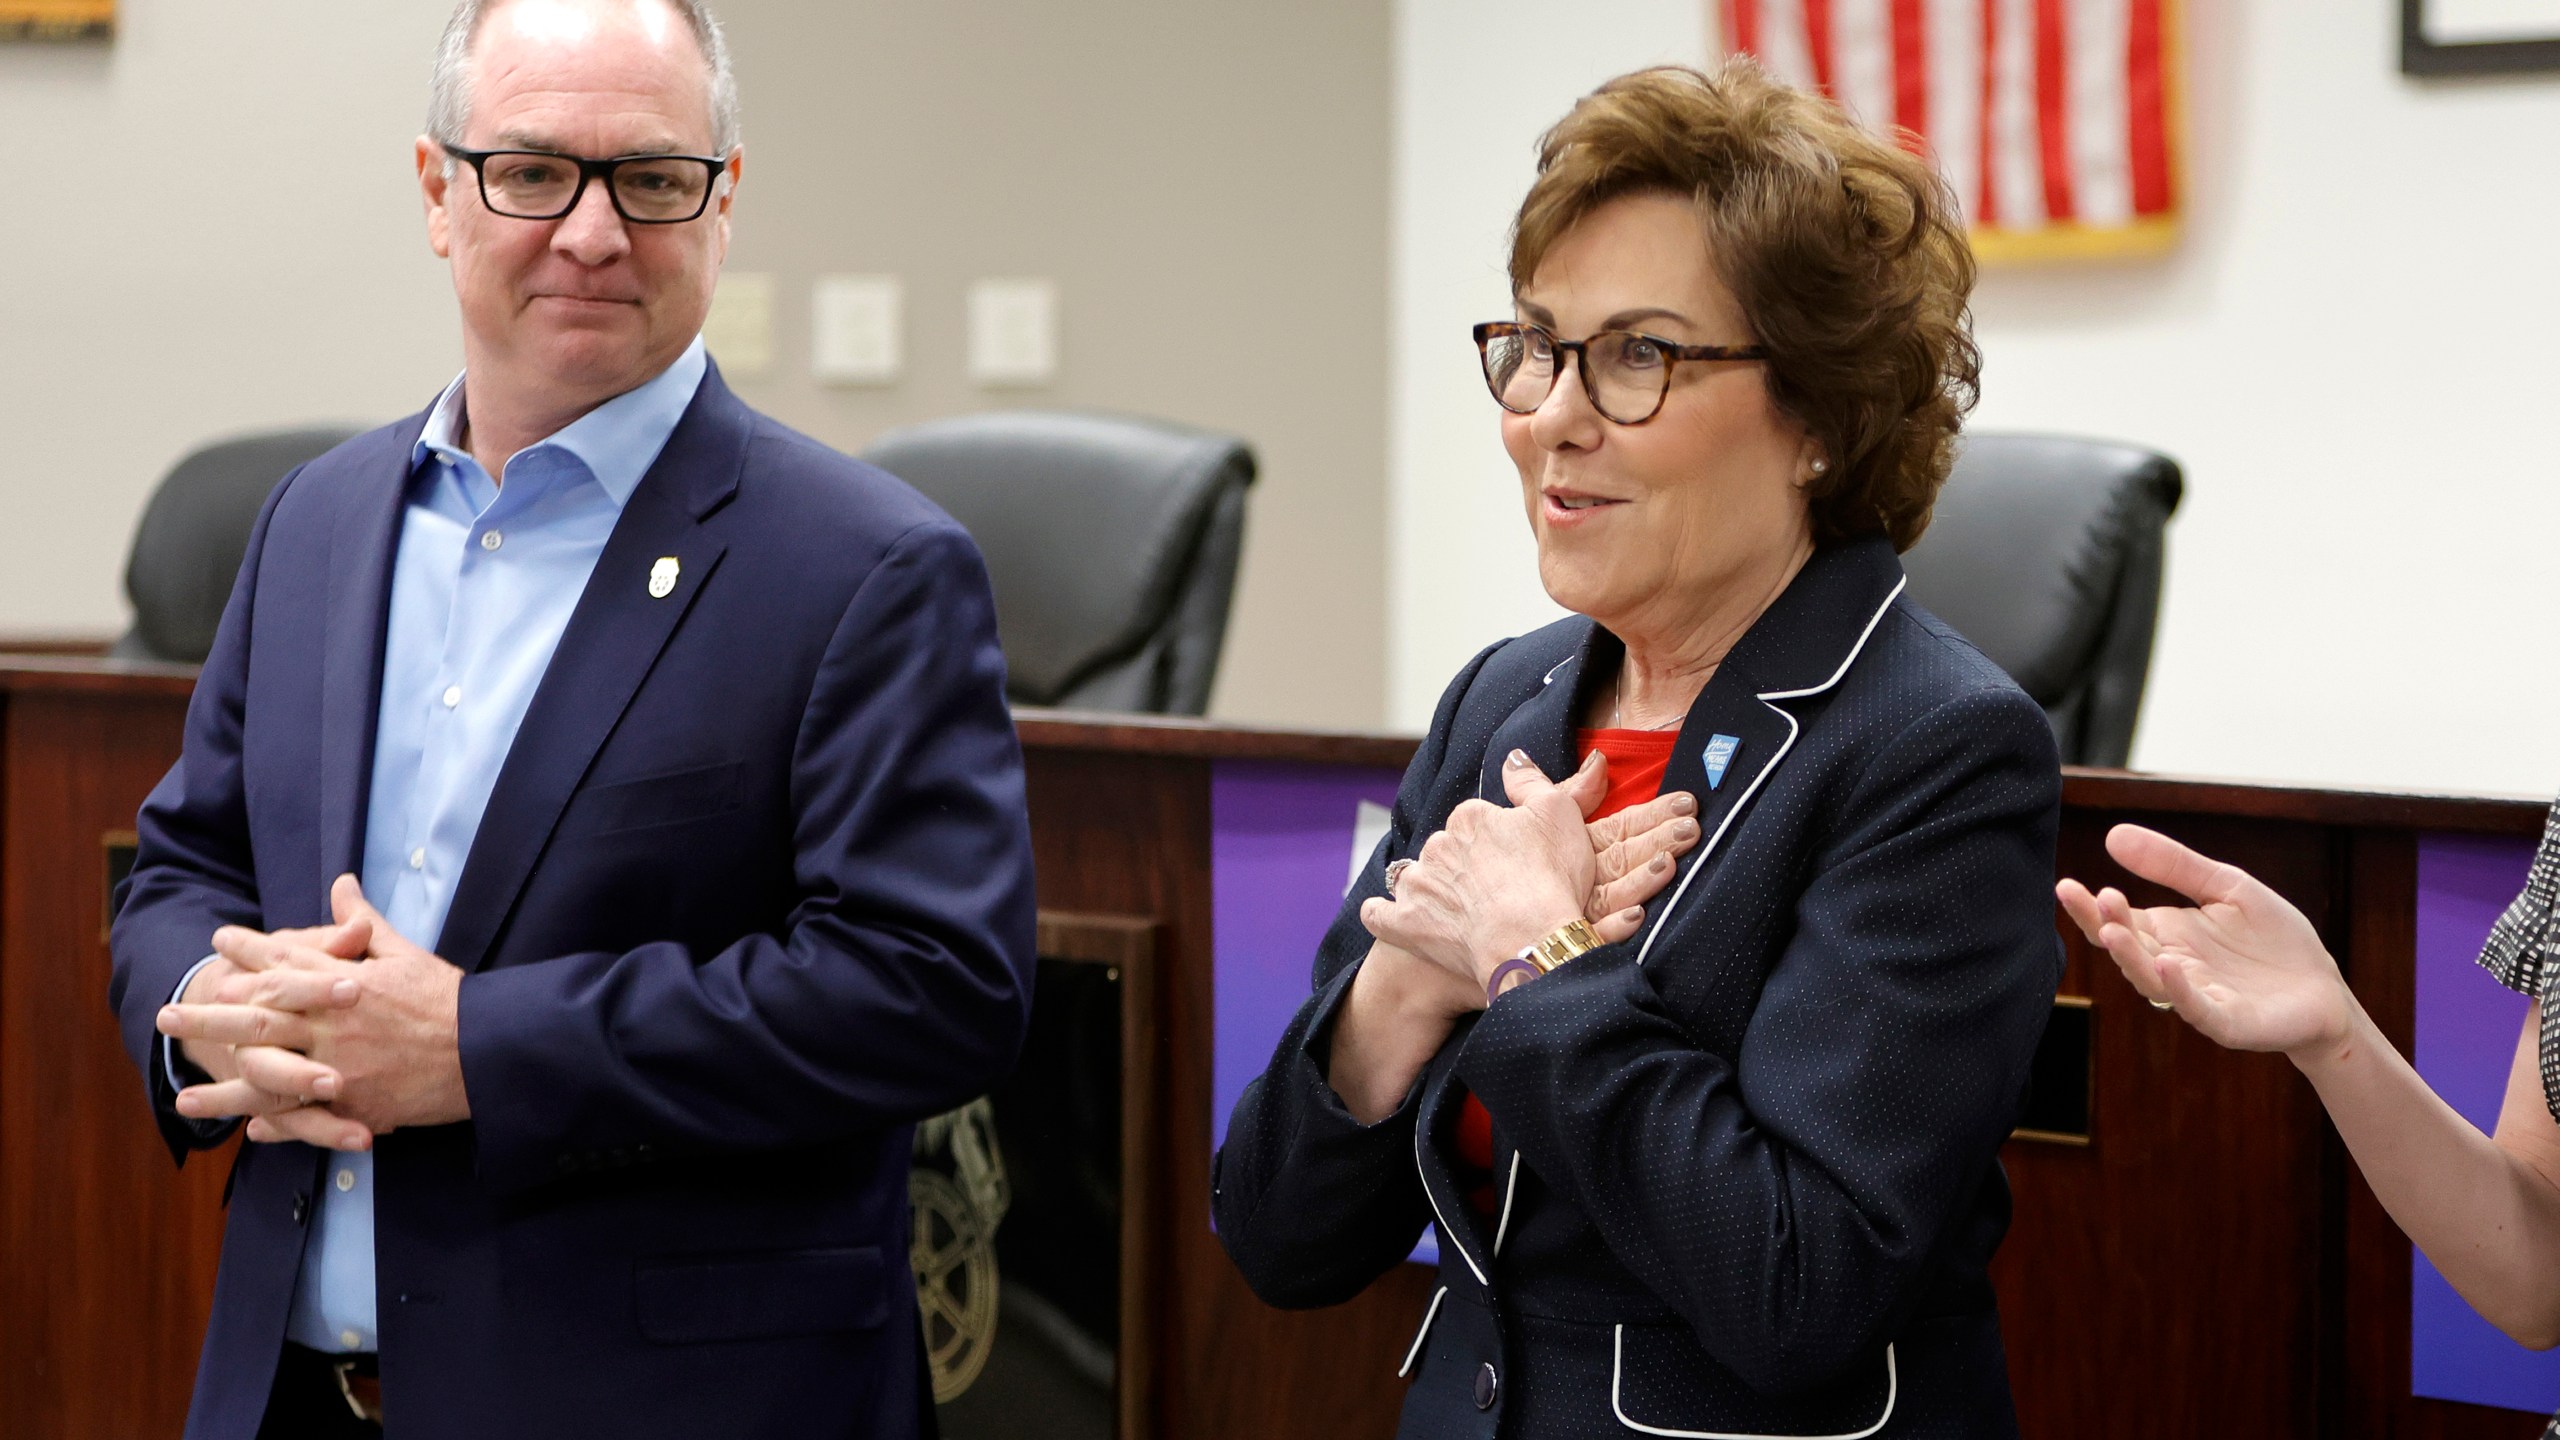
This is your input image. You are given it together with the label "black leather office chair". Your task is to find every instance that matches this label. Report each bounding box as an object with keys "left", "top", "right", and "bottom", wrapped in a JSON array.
[
  {"left": 114, "top": 427, "right": 364, "bottom": 663},
  {"left": 862, "top": 411, "right": 1256, "bottom": 716},
  {"left": 868, "top": 412, "right": 1253, "bottom": 1407},
  {"left": 1898, "top": 432, "right": 2183, "bottom": 768}
]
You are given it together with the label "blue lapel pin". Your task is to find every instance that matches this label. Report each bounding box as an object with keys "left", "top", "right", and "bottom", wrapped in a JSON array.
[{"left": 1703, "top": 734, "right": 1742, "bottom": 791}]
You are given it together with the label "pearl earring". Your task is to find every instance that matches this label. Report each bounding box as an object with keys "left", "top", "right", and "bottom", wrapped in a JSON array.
[{"left": 1809, "top": 459, "right": 1828, "bottom": 476}]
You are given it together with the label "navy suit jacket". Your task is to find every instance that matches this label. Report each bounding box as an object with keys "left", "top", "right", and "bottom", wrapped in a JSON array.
[
  {"left": 1214, "top": 539, "right": 2063, "bottom": 1439},
  {"left": 108, "top": 366, "right": 1038, "bottom": 1440}
]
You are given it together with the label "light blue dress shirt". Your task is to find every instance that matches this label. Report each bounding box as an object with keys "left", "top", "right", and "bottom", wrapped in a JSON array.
[{"left": 168, "top": 339, "right": 706, "bottom": 1355}]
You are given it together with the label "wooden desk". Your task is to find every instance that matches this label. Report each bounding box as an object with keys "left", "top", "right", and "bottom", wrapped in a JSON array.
[
  {"left": 0, "top": 658, "right": 216, "bottom": 1440},
  {"left": 0, "top": 656, "right": 2549, "bottom": 1438}
]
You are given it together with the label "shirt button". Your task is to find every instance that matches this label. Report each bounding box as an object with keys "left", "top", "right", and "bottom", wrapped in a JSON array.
[
  {"left": 480, "top": 530, "right": 503, "bottom": 551},
  {"left": 340, "top": 1329, "right": 362, "bottom": 1351},
  {"left": 335, "top": 1168, "right": 355, "bottom": 1193},
  {"left": 442, "top": 685, "right": 462, "bottom": 708},
  {"left": 1474, "top": 1362, "right": 1498, "bottom": 1410},
  {"left": 409, "top": 848, "right": 426, "bottom": 870}
]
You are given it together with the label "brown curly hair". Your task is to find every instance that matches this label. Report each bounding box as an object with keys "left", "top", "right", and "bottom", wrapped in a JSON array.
[{"left": 1511, "top": 59, "right": 1980, "bottom": 552}]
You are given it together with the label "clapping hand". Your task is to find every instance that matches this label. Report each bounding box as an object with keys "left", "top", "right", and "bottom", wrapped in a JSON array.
[{"left": 2056, "top": 823, "right": 2355, "bottom": 1059}]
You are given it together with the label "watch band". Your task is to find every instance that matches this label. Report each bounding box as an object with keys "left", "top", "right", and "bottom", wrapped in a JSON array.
[
  {"left": 1486, "top": 917, "right": 1608, "bottom": 1004},
  {"left": 1527, "top": 916, "right": 1604, "bottom": 971},
  {"left": 1486, "top": 957, "right": 1543, "bottom": 1004}
]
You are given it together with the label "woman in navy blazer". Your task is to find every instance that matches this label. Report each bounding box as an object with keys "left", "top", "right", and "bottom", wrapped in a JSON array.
[{"left": 1214, "top": 62, "right": 2062, "bottom": 1438}]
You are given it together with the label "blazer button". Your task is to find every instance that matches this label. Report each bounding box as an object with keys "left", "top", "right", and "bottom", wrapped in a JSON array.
[{"left": 1473, "top": 1361, "right": 1498, "bottom": 1411}]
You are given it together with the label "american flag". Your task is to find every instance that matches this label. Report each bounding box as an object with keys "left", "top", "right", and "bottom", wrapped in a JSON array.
[{"left": 1717, "top": 0, "right": 2182, "bottom": 261}]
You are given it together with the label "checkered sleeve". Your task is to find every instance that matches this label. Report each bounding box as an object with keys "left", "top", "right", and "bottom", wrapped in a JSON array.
[{"left": 2477, "top": 794, "right": 2560, "bottom": 996}]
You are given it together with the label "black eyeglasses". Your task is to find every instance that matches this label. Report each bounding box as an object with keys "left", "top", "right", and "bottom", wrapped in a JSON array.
[
  {"left": 1474, "top": 320, "right": 1770, "bottom": 425},
  {"left": 440, "top": 142, "right": 729, "bottom": 224}
]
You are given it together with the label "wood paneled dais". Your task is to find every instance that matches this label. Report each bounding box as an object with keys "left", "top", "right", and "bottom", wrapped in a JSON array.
[
  {"left": 0, "top": 680, "right": 219, "bottom": 1440},
  {"left": 4, "top": 673, "right": 2557, "bottom": 1439}
]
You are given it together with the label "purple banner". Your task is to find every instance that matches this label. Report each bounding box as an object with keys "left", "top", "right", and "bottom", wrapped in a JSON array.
[
  {"left": 2412, "top": 831, "right": 2555, "bottom": 1414},
  {"left": 1209, "top": 759, "right": 1439, "bottom": 1265}
]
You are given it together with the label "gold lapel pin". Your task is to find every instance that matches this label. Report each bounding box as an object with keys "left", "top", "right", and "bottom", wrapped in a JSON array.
[{"left": 648, "top": 556, "right": 680, "bottom": 599}]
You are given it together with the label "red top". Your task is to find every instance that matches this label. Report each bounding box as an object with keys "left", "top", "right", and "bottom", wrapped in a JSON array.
[{"left": 1448, "top": 727, "right": 1677, "bottom": 1213}]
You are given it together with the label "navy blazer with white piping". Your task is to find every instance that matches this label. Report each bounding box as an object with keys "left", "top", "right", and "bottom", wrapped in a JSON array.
[
  {"left": 107, "top": 364, "right": 1038, "bottom": 1440},
  {"left": 1213, "top": 538, "right": 2063, "bottom": 1439}
]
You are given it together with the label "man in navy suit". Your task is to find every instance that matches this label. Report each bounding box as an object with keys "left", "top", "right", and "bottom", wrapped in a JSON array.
[{"left": 108, "top": 1, "right": 1036, "bottom": 1436}]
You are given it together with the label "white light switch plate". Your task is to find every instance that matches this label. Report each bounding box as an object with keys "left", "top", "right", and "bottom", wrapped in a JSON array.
[
  {"left": 699, "top": 271, "right": 775, "bottom": 378},
  {"left": 967, "top": 278, "right": 1058, "bottom": 387},
  {"left": 812, "top": 274, "right": 903, "bottom": 385}
]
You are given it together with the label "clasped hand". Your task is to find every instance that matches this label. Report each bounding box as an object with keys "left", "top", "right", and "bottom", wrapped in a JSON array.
[
  {"left": 1360, "top": 748, "right": 1699, "bottom": 1012},
  {"left": 156, "top": 873, "right": 468, "bottom": 1152}
]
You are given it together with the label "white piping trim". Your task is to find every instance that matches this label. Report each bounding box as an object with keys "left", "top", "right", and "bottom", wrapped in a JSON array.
[
  {"left": 1491, "top": 1151, "right": 1523, "bottom": 1254},
  {"left": 1417, "top": 1123, "right": 1489, "bottom": 1286},
  {"left": 1632, "top": 578, "right": 1905, "bottom": 969},
  {"left": 1610, "top": 1327, "right": 1897, "bottom": 1439},
  {"left": 1398, "top": 1286, "right": 1450, "bottom": 1378},
  {"left": 1757, "top": 577, "right": 1906, "bottom": 702}
]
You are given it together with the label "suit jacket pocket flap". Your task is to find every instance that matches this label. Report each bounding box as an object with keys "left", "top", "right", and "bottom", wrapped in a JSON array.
[
  {"left": 636, "top": 1245, "right": 888, "bottom": 1344},
  {"left": 569, "top": 762, "right": 744, "bottom": 836},
  {"left": 1613, "top": 1322, "right": 1896, "bottom": 1438}
]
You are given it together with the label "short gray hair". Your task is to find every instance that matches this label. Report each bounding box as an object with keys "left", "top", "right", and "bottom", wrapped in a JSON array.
[{"left": 427, "top": 0, "right": 740, "bottom": 155}]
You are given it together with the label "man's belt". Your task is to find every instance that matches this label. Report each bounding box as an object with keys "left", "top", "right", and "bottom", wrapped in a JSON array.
[{"left": 331, "top": 1353, "right": 383, "bottom": 1424}]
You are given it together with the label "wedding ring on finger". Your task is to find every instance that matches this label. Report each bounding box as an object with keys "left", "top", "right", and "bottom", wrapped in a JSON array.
[
  {"left": 1383, "top": 858, "right": 1415, "bottom": 896},
  {"left": 2149, "top": 998, "right": 2175, "bottom": 1012}
]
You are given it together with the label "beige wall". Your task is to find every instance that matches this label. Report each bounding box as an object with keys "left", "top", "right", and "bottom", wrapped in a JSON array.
[{"left": 0, "top": 0, "right": 1390, "bottom": 728}]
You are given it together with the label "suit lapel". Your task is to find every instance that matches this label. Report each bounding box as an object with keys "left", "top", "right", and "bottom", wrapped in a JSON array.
[
  {"left": 1474, "top": 626, "right": 1603, "bottom": 801},
  {"left": 317, "top": 418, "right": 429, "bottom": 899},
  {"left": 1654, "top": 679, "right": 1796, "bottom": 875},
  {"left": 1632, "top": 539, "right": 1910, "bottom": 963},
  {"left": 433, "top": 369, "right": 749, "bottom": 973}
]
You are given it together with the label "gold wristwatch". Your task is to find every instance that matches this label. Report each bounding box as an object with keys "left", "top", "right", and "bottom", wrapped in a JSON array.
[
  {"left": 1525, "top": 916, "right": 1604, "bottom": 972},
  {"left": 1487, "top": 917, "right": 1607, "bottom": 1003}
]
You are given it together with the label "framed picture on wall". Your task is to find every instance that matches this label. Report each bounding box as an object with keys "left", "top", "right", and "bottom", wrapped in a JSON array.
[
  {"left": 0, "top": 0, "right": 112, "bottom": 41},
  {"left": 2404, "top": 0, "right": 2560, "bottom": 75}
]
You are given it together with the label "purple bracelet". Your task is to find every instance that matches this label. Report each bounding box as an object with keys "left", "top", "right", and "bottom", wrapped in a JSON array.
[{"left": 1486, "top": 957, "right": 1544, "bottom": 1005}]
